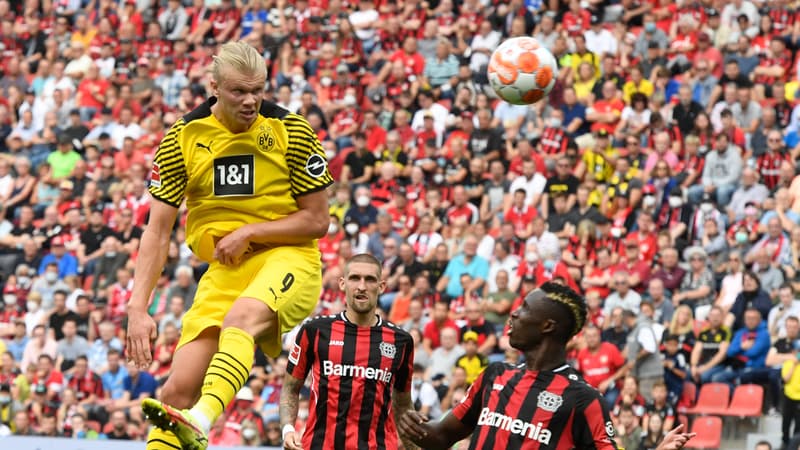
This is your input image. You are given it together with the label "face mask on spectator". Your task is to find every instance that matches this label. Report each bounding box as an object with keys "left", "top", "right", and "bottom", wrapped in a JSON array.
[
  {"left": 525, "top": 251, "right": 538, "bottom": 263},
  {"left": 242, "top": 428, "right": 257, "bottom": 440},
  {"left": 44, "top": 272, "right": 58, "bottom": 283},
  {"left": 356, "top": 196, "right": 370, "bottom": 207},
  {"left": 345, "top": 223, "right": 359, "bottom": 235},
  {"left": 328, "top": 223, "right": 338, "bottom": 234},
  {"left": 543, "top": 260, "right": 555, "bottom": 271},
  {"left": 298, "top": 409, "right": 309, "bottom": 420},
  {"left": 735, "top": 231, "right": 748, "bottom": 243},
  {"left": 668, "top": 196, "right": 683, "bottom": 208},
  {"left": 643, "top": 195, "right": 656, "bottom": 208},
  {"left": 700, "top": 202, "right": 714, "bottom": 214},
  {"left": 3, "top": 294, "right": 15, "bottom": 305},
  {"left": 548, "top": 117, "right": 562, "bottom": 128},
  {"left": 105, "top": 251, "right": 117, "bottom": 258},
  {"left": 325, "top": 149, "right": 336, "bottom": 161},
  {"left": 412, "top": 378, "right": 423, "bottom": 388},
  {"left": 292, "top": 74, "right": 304, "bottom": 85},
  {"left": 433, "top": 174, "right": 444, "bottom": 184},
  {"left": 744, "top": 206, "right": 758, "bottom": 216},
  {"left": 611, "top": 228, "right": 622, "bottom": 238},
  {"left": 0, "top": 395, "right": 10, "bottom": 405},
  {"left": 320, "top": 77, "right": 332, "bottom": 87},
  {"left": 27, "top": 301, "right": 38, "bottom": 312},
  {"left": 645, "top": 22, "right": 656, "bottom": 33}
]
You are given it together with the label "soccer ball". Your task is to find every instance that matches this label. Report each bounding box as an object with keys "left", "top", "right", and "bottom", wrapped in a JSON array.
[{"left": 487, "top": 37, "right": 558, "bottom": 105}]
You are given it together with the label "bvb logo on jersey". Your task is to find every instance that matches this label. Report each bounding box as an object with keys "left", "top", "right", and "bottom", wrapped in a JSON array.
[{"left": 257, "top": 126, "right": 275, "bottom": 152}]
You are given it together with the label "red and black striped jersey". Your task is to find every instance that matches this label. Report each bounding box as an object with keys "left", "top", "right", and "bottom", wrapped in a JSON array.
[
  {"left": 452, "top": 362, "right": 619, "bottom": 450},
  {"left": 287, "top": 312, "right": 414, "bottom": 450}
]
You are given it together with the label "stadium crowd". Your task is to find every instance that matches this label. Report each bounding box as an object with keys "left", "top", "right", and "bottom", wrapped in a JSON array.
[{"left": 0, "top": 0, "right": 799, "bottom": 448}]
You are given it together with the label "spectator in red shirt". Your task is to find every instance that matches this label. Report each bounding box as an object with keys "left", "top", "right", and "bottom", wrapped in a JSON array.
[
  {"left": 445, "top": 185, "right": 479, "bottom": 227},
  {"left": 588, "top": 80, "right": 625, "bottom": 134},
  {"left": 66, "top": 355, "right": 105, "bottom": 420},
  {"left": 614, "top": 237, "right": 653, "bottom": 293},
  {"left": 503, "top": 188, "right": 536, "bottom": 240},
  {"left": 149, "top": 322, "right": 179, "bottom": 384},
  {"left": 628, "top": 213, "right": 659, "bottom": 264},
  {"left": 577, "top": 325, "right": 626, "bottom": 408},
  {"left": 319, "top": 215, "right": 344, "bottom": 269},
  {"left": 422, "top": 301, "right": 460, "bottom": 353}
]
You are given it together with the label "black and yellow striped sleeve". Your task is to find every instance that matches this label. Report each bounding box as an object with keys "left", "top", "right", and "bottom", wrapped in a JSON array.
[
  {"left": 148, "top": 120, "right": 188, "bottom": 208},
  {"left": 284, "top": 113, "right": 334, "bottom": 197}
]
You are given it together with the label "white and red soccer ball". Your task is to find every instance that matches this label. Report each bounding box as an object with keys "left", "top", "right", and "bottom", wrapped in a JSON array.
[{"left": 487, "top": 37, "right": 558, "bottom": 105}]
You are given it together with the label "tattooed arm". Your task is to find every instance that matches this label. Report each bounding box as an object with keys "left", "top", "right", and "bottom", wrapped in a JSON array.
[
  {"left": 393, "top": 390, "right": 420, "bottom": 450},
  {"left": 279, "top": 374, "right": 305, "bottom": 450}
]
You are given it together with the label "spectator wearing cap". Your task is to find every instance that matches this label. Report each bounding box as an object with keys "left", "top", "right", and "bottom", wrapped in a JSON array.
[
  {"left": 454, "top": 330, "right": 488, "bottom": 384},
  {"left": 584, "top": 13, "right": 617, "bottom": 57}
]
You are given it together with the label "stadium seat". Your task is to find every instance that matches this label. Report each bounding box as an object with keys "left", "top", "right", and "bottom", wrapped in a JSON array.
[
  {"left": 677, "top": 381, "right": 697, "bottom": 414},
  {"left": 678, "top": 414, "right": 690, "bottom": 431},
  {"left": 722, "top": 384, "right": 763, "bottom": 418},
  {"left": 684, "top": 383, "right": 730, "bottom": 416},
  {"left": 686, "top": 416, "right": 722, "bottom": 450}
]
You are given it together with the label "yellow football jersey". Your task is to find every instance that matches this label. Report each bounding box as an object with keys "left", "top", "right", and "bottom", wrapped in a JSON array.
[{"left": 149, "top": 99, "right": 334, "bottom": 263}]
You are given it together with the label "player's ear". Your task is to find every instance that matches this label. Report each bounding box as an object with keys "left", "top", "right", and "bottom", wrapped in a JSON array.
[
  {"left": 378, "top": 279, "right": 387, "bottom": 295},
  {"left": 338, "top": 276, "right": 346, "bottom": 292},
  {"left": 541, "top": 318, "right": 557, "bottom": 335}
]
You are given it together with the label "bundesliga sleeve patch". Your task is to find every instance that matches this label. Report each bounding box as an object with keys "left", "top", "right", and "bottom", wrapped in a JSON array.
[
  {"left": 149, "top": 163, "right": 161, "bottom": 188},
  {"left": 289, "top": 343, "right": 302, "bottom": 365}
]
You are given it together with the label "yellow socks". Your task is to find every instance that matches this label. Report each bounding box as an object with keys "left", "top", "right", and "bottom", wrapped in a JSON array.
[{"left": 190, "top": 327, "right": 255, "bottom": 429}]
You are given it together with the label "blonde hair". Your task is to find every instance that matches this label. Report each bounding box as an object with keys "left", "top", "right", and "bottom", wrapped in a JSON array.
[
  {"left": 211, "top": 41, "right": 266, "bottom": 82},
  {"left": 669, "top": 304, "right": 695, "bottom": 336}
]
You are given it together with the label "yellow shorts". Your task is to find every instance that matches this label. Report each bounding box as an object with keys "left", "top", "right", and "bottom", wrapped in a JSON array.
[{"left": 176, "top": 245, "right": 322, "bottom": 358}]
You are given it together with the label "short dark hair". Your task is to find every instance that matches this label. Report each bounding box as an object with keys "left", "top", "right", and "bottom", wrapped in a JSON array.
[{"left": 344, "top": 253, "right": 382, "bottom": 278}]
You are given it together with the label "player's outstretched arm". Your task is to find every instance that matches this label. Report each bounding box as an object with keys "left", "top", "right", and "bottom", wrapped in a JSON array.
[
  {"left": 127, "top": 200, "right": 178, "bottom": 368},
  {"left": 279, "top": 374, "right": 305, "bottom": 450},
  {"left": 656, "top": 424, "right": 696, "bottom": 450},
  {"left": 398, "top": 410, "right": 473, "bottom": 450}
]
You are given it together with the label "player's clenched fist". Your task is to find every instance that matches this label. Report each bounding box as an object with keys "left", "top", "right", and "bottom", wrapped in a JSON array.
[{"left": 398, "top": 410, "right": 430, "bottom": 442}]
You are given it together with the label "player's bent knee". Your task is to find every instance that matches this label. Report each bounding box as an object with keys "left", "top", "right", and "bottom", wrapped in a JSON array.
[
  {"left": 223, "top": 297, "right": 277, "bottom": 340},
  {"left": 160, "top": 378, "right": 199, "bottom": 409}
]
